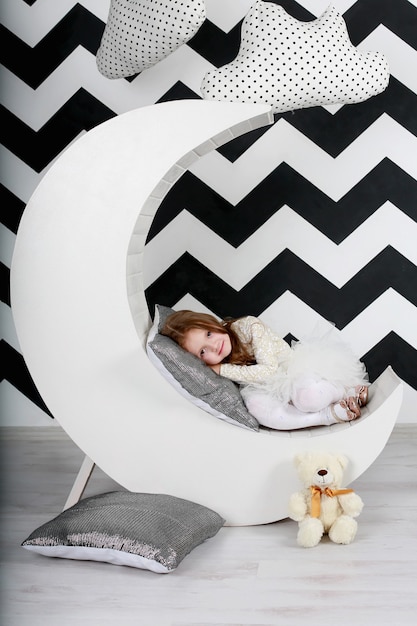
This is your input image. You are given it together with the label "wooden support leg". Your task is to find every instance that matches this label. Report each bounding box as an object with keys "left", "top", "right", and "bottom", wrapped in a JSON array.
[{"left": 63, "top": 455, "right": 96, "bottom": 510}]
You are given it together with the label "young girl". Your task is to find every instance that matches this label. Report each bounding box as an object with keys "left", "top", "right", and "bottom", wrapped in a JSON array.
[{"left": 161, "top": 310, "right": 369, "bottom": 430}]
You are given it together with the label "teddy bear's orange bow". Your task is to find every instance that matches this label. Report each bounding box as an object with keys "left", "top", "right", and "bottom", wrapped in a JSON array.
[{"left": 310, "top": 485, "right": 354, "bottom": 518}]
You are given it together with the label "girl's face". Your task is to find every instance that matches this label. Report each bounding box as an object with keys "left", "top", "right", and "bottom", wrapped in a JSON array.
[{"left": 182, "top": 328, "right": 232, "bottom": 365}]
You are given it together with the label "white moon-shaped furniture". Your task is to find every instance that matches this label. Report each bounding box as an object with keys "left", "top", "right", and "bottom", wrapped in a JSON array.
[{"left": 11, "top": 101, "right": 403, "bottom": 526}]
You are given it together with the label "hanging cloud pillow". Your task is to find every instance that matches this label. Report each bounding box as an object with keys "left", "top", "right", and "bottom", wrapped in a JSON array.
[
  {"left": 201, "top": 1, "right": 390, "bottom": 113},
  {"left": 97, "top": 0, "right": 206, "bottom": 79}
]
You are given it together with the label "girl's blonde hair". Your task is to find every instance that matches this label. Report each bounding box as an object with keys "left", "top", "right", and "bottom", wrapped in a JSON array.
[{"left": 161, "top": 310, "right": 255, "bottom": 366}]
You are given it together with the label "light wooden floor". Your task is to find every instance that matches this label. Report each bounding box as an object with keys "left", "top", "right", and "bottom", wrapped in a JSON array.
[{"left": 1, "top": 425, "right": 416, "bottom": 626}]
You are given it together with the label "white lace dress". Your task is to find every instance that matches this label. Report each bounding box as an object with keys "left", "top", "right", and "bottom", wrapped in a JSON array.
[{"left": 219, "top": 316, "right": 368, "bottom": 405}]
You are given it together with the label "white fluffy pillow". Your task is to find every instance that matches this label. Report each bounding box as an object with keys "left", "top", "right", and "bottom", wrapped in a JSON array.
[
  {"left": 97, "top": 0, "right": 206, "bottom": 79},
  {"left": 201, "top": 2, "right": 389, "bottom": 113}
]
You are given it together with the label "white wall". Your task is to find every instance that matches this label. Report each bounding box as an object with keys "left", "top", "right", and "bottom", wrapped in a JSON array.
[{"left": 1, "top": 0, "right": 416, "bottom": 425}]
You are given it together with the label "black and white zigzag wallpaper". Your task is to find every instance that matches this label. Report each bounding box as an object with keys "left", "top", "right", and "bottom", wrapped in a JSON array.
[{"left": 1, "top": 0, "right": 416, "bottom": 425}]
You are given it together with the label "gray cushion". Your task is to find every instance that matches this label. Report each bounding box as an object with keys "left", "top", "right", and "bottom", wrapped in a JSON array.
[
  {"left": 147, "top": 305, "right": 259, "bottom": 431},
  {"left": 22, "top": 491, "right": 225, "bottom": 573}
]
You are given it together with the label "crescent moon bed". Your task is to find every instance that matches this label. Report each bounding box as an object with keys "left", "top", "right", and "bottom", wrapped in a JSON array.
[{"left": 11, "top": 101, "right": 403, "bottom": 526}]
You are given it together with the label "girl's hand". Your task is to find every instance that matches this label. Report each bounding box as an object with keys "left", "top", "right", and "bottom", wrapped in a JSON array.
[{"left": 208, "top": 363, "right": 221, "bottom": 374}]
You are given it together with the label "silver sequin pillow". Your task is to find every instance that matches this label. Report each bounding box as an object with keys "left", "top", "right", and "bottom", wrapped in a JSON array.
[
  {"left": 22, "top": 491, "right": 225, "bottom": 573},
  {"left": 96, "top": 0, "right": 206, "bottom": 79},
  {"left": 201, "top": 2, "right": 389, "bottom": 113},
  {"left": 147, "top": 305, "right": 259, "bottom": 431}
]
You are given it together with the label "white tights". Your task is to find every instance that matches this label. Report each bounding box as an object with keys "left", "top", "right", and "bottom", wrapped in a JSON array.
[{"left": 242, "top": 376, "right": 348, "bottom": 430}]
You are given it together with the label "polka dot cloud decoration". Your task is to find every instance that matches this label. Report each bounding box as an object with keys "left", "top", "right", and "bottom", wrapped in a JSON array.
[
  {"left": 201, "top": 1, "right": 390, "bottom": 113},
  {"left": 96, "top": 0, "right": 206, "bottom": 79}
]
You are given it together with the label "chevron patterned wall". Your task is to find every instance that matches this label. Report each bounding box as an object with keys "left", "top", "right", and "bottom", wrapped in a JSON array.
[{"left": 1, "top": 0, "right": 416, "bottom": 425}]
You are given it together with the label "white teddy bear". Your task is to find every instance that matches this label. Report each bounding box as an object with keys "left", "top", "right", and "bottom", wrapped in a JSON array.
[{"left": 288, "top": 451, "right": 364, "bottom": 548}]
